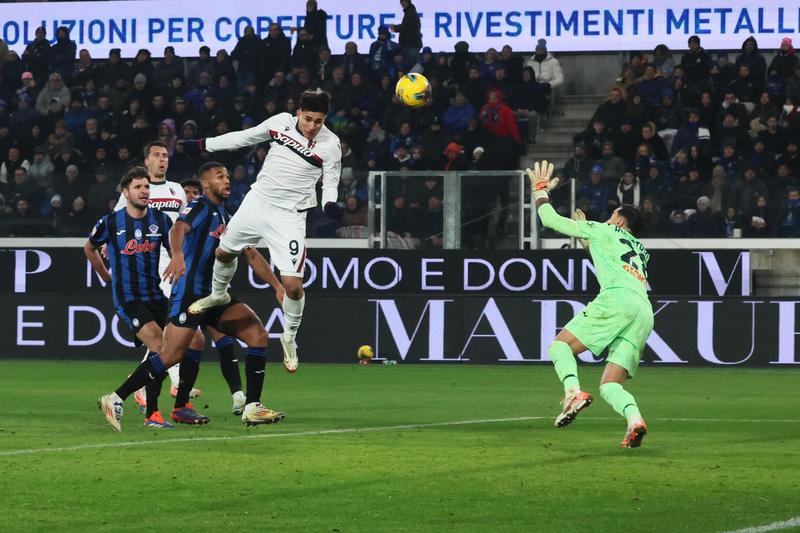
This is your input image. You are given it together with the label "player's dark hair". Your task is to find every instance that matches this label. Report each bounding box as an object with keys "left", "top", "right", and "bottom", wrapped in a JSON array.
[
  {"left": 197, "top": 161, "right": 225, "bottom": 177},
  {"left": 143, "top": 141, "right": 168, "bottom": 159},
  {"left": 618, "top": 204, "right": 642, "bottom": 236},
  {"left": 299, "top": 90, "right": 330, "bottom": 114},
  {"left": 181, "top": 178, "right": 202, "bottom": 190},
  {"left": 119, "top": 166, "right": 149, "bottom": 190}
]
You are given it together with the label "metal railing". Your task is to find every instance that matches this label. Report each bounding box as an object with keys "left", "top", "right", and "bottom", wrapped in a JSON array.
[{"left": 367, "top": 170, "right": 539, "bottom": 250}]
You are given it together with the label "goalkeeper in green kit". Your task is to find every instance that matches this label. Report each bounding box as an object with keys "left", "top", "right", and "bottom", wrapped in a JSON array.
[{"left": 528, "top": 160, "right": 653, "bottom": 448}]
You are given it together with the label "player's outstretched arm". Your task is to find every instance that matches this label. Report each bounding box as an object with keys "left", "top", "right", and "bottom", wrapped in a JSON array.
[
  {"left": 527, "top": 160, "right": 587, "bottom": 240},
  {"left": 244, "top": 247, "right": 285, "bottom": 304},
  {"left": 162, "top": 220, "right": 190, "bottom": 284},
  {"left": 83, "top": 240, "right": 111, "bottom": 283},
  {"left": 179, "top": 118, "right": 273, "bottom": 155}
]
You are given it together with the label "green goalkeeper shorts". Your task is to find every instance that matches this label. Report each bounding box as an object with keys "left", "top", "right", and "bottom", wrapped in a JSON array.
[{"left": 563, "top": 289, "right": 654, "bottom": 378}]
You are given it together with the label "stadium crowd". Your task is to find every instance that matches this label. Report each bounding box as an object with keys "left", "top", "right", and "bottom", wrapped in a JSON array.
[
  {"left": 1, "top": 3, "right": 797, "bottom": 242},
  {"left": 0, "top": 0, "right": 555, "bottom": 243},
  {"left": 568, "top": 35, "right": 800, "bottom": 238}
]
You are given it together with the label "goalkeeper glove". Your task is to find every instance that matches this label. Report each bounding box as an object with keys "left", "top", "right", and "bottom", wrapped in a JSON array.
[{"left": 525, "top": 160, "right": 560, "bottom": 200}]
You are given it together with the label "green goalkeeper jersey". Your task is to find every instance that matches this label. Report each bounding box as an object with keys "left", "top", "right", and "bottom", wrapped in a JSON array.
[{"left": 538, "top": 203, "right": 650, "bottom": 300}]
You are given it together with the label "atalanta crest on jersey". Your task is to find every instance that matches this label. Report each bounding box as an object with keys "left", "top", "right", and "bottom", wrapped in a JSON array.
[{"left": 135, "top": 228, "right": 143, "bottom": 240}]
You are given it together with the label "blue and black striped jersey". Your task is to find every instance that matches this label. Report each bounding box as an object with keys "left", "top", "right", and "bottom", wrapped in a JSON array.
[
  {"left": 89, "top": 208, "right": 173, "bottom": 307},
  {"left": 170, "top": 196, "right": 228, "bottom": 303}
]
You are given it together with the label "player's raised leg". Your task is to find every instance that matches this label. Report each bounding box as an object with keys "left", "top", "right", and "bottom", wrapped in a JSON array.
[
  {"left": 188, "top": 248, "right": 236, "bottom": 313},
  {"left": 549, "top": 328, "right": 593, "bottom": 428}
]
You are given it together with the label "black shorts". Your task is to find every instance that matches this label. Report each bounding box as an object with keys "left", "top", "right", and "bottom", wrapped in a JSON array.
[
  {"left": 116, "top": 299, "right": 169, "bottom": 347},
  {"left": 168, "top": 293, "right": 240, "bottom": 331}
]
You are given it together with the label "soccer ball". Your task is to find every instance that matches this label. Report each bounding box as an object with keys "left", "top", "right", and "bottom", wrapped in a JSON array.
[
  {"left": 395, "top": 73, "right": 431, "bottom": 107},
  {"left": 357, "top": 345, "right": 374, "bottom": 365}
]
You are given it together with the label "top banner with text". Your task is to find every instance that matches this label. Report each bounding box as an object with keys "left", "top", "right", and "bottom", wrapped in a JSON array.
[{"left": 0, "top": 0, "right": 797, "bottom": 56}]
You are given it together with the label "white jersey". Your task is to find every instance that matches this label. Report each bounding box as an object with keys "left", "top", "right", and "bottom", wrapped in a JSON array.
[
  {"left": 114, "top": 179, "right": 186, "bottom": 290},
  {"left": 205, "top": 112, "right": 342, "bottom": 211}
]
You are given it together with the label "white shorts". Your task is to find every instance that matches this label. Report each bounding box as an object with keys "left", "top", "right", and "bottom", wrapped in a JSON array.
[{"left": 219, "top": 192, "right": 307, "bottom": 278}]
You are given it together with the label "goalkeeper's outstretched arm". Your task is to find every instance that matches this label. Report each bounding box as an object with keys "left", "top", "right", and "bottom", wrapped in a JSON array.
[{"left": 528, "top": 160, "right": 587, "bottom": 240}]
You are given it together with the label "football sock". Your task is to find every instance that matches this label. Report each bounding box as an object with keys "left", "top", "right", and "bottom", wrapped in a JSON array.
[
  {"left": 115, "top": 353, "right": 166, "bottom": 400},
  {"left": 211, "top": 257, "right": 238, "bottom": 299},
  {"left": 167, "top": 364, "right": 181, "bottom": 388},
  {"left": 244, "top": 346, "right": 267, "bottom": 405},
  {"left": 281, "top": 294, "right": 305, "bottom": 341},
  {"left": 549, "top": 340, "right": 580, "bottom": 396},
  {"left": 599, "top": 382, "right": 643, "bottom": 427},
  {"left": 175, "top": 349, "right": 202, "bottom": 409},
  {"left": 216, "top": 336, "right": 242, "bottom": 394},
  {"left": 145, "top": 372, "right": 166, "bottom": 418}
]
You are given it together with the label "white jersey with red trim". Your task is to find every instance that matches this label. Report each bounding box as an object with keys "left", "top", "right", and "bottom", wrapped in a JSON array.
[{"left": 204, "top": 112, "right": 342, "bottom": 211}]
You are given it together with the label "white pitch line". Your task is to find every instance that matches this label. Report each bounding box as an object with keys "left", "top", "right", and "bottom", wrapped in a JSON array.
[
  {"left": 0, "top": 416, "right": 549, "bottom": 458},
  {"left": 1, "top": 415, "right": 798, "bottom": 459},
  {"left": 722, "top": 516, "right": 800, "bottom": 533}
]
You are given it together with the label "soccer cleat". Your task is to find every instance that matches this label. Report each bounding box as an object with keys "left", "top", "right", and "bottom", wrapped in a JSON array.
[
  {"left": 280, "top": 334, "right": 298, "bottom": 373},
  {"left": 188, "top": 292, "right": 231, "bottom": 315},
  {"left": 169, "top": 386, "right": 202, "bottom": 398},
  {"left": 241, "top": 402, "right": 285, "bottom": 426},
  {"left": 621, "top": 420, "right": 648, "bottom": 448},
  {"left": 98, "top": 394, "right": 123, "bottom": 432},
  {"left": 232, "top": 391, "right": 246, "bottom": 415},
  {"left": 554, "top": 390, "right": 593, "bottom": 428},
  {"left": 134, "top": 388, "right": 147, "bottom": 413},
  {"left": 170, "top": 406, "right": 210, "bottom": 425},
  {"left": 144, "top": 411, "right": 174, "bottom": 429}
]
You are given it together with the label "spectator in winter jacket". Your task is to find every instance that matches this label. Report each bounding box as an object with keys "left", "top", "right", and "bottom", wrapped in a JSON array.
[
  {"left": 578, "top": 166, "right": 612, "bottom": 220},
  {"left": 95, "top": 48, "right": 131, "bottom": 90},
  {"left": 154, "top": 46, "right": 184, "bottom": 89},
  {"left": 443, "top": 91, "right": 475, "bottom": 135},
  {"left": 597, "top": 141, "right": 626, "bottom": 184},
  {"left": 632, "top": 64, "right": 667, "bottom": 110},
  {"left": 338, "top": 41, "right": 368, "bottom": 78},
  {"left": 652, "top": 44, "right": 675, "bottom": 77},
  {"left": 27, "top": 147, "right": 55, "bottom": 190},
  {"left": 292, "top": 0, "right": 328, "bottom": 49},
  {"left": 679, "top": 35, "right": 713, "bottom": 86},
  {"left": 769, "top": 38, "right": 799, "bottom": 81},
  {"left": 479, "top": 89, "right": 521, "bottom": 148},
  {"left": 35, "top": 74, "right": 71, "bottom": 116},
  {"left": 511, "top": 67, "right": 548, "bottom": 143},
  {"left": 231, "top": 26, "right": 262, "bottom": 90},
  {"left": 591, "top": 88, "right": 628, "bottom": 134},
  {"left": 775, "top": 188, "right": 800, "bottom": 236},
  {"left": 730, "top": 64, "right": 762, "bottom": 103},
  {"left": 368, "top": 26, "right": 400, "bottom": 81},
  {"left": 728, "top": 165, "right": 768, "bottom": 216},
  {"left": 562, "top": 142, "right": 592, "bottom": 185},
  {"left": 390, "top": 0, "right": 423, "bottom": 68},
  {"left": 574, "top": 119, "right": 613, "bottom": 160},
  {"left": 616, "top": 171, "right": 641, "bottom": 208},
  {"left": 22, "top": 26, "right": 50, "bottom": 85},
  {"left": 735, "top": 37, "right": 767, "bottom": 84},
  {"left": 50, "top": 26, "right": 77, "bottom": 85},
  {"left": 689, "top": 195, "right": 723, "bottom": 237},
  {"left": 523, "top": 39, "right": 564, "bottom": 92}
]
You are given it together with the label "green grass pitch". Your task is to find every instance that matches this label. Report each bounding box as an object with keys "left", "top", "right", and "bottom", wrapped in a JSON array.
[{"left": 1, "top": 360, "right": 798, "bottom": 532}]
